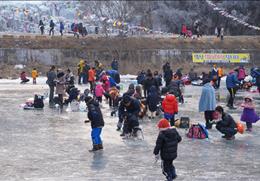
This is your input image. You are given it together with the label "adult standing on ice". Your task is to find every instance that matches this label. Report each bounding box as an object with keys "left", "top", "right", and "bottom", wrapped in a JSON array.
[
  {"left": 199, "top": 79, "right": 216, "bottom": 129},
  {"left": 226, "top": 70, "right": 240, "bottom": 109},
  {"left": 56, "top": 70, "right": 66, "bottom": 111},
  {"left": 46, "top": 66, "right": 57, "bottom": 107}
]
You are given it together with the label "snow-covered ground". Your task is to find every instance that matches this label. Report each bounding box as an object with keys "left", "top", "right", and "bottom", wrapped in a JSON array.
[{"left": 0, "top": 76, "right": 259, "bottom": 180}]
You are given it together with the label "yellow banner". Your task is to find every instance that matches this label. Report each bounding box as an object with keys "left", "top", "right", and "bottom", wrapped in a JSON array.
[{"left": 192, "top": 53, "right": 250, "bottom": 63}]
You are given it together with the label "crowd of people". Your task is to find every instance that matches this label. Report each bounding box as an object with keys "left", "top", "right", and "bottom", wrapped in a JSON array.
[
  {"left": 38, "top": 19, "right": 90, "bottom": 37},
  {"left": 179, "top": 22, "right": 225, "bottom": 40},
  {"left": 18, "top": 59, "right": 259, "bottom": 181},
  {"left": 38, "top": 19, "right": 226, "bottom": 41}
]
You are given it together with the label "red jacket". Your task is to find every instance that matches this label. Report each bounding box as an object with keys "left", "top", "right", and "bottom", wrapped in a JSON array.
[
  {"left": 162, "top": 94, "right": 178, "bottom": 114},
  {"left": 88, "top": 69, "right": 95, "bottom": 82},
  {"left": 181, "top": 25, "right": 187, "bottom": 34}
]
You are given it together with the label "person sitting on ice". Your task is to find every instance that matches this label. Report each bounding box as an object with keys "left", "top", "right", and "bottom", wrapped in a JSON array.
[
  {"left": 154, "top": 118, "right": 182, "bottom": 181},
  {"left": 117, "top": 95, "right": 140, "bottom": 137},
  {"left": 20, "top": 71, "right": 30, "bottom": 84},
  {"left": 64, "top": 86, "right": 80, "bottom": 105},
  {"left": 85, "top": 96, "right": 105, "bottom": 152},
  {"left": 214, "top": 106, "right": 238, "bottom": 140}
]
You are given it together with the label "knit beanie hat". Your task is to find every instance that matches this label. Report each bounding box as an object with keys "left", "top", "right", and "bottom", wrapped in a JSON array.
[{"left": 157, "top": 119, "right": 170, "bottom": 129}]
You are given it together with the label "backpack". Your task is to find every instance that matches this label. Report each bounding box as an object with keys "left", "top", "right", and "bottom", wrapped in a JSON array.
[
  {"left": 187, "top": 123, "right": 208, "bottom": 139},
  {"left": 34, "top": 95, "right": 44, "bottom": 109}
]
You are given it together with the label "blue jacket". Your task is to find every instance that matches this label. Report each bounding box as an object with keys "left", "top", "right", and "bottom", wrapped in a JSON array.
[
  {"left": 109, "top": 77, "right": 117, "bottom": 87},
  {"left": 107, "top": 69, "right": 117, "bottom": 77},
  {"left": 111, "top": 60, "right": 119, "bottom": 71},
  {"left": 199, "top": 83, "right": 216, "bottom": 112},
  {"left": 210, "top": 68, "right": 218, "bottom": 79},
  {"left": 226, "top": 72, "right": 240, "bottom": 89},
  {"left": 107, "top": 70, "right": 120, "bottom": 84},
  {"left": 60, "top": 22, "right": 64, "bottom": 31}
]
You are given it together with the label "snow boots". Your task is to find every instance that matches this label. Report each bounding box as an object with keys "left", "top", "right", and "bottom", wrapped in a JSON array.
[
  {"left": 98, "top": 144, "right": 103, "bottom": 150},
  {"left": 89, "top": 144, "right": 103, "bottom": 152}
]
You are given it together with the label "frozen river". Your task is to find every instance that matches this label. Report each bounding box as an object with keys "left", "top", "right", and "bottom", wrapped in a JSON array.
[{"left": 0, "top": 77, "right": 259, "bottom": 180}]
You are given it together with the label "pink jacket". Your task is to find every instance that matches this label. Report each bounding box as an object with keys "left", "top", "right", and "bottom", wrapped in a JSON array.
[
  {"left": 238, "top": 68, "right": 246, "bottom": 80},
  {"left": 102, "top": 80, "right": 110, "bottom": 92},
  {"left": 95, "top": 84, "right": 105, "bottom": 97}
]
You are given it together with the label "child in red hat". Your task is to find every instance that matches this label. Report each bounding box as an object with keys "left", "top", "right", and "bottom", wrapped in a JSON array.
[{"left": 154, "top": 119, "right": 182, "bottom": 180}]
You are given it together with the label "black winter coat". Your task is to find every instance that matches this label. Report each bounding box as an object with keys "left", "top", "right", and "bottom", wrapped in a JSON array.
[
  {"left": 119, "top": 97, "right": 140, "bottom": 127},
  {"left": 119, "top": 97, "right": 140, "bottom": 116},
  {"left": 167, "top": 80, "right": 181, "bottom": 97},
  {"left": 154, "top": 75, "right": 162, "bottom": 88},
  {"left": 146, "top": 86, "right": 160, "bottom": 112},
  {"left": 163, "top": 63, "right": 170, "bottom": 73},
  {"left": 164, "top": 69, "right": 173, "bottom": 82},
  {"left": 216, "top": 113, "right": 237, "bottom": 129},
  {"left": 154, "top": 128, "right": 182, "bottom": 160},
  {"left": 256, "top": 74, "right": 260, "bottom": 87},
  {"left": 143, "top": 77, "right": 157, "bottom": 96},
  {"left": 87, "top": 100, "right": 104, "bottom": 129}
]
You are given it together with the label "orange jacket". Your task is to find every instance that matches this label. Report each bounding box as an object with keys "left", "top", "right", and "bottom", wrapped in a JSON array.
[
  {"left": 31, "top": 70, "right": 38, "bottom": 79},
  {"left": 162, "top": 94, "right": 178, "bottom": 114},
  {"left": 218, "top": 68, "right": 223, "bottom": 77},
  {"left": 109, "top": 87, "right": 119, "bottom": 100},
  {"left": 88, "top": 69, "right": 95, "bottom": 82}
]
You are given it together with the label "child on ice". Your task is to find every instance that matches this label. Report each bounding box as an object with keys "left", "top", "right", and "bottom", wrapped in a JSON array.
[
  {"left": 85, "top": 96, "right": 105, "bottom": 152},
  {"left": 31, "top": 68, "right": 38, "bottom": 84},
  {"left": 95, "top": 83, "right": 105, "bottom": 103},
  {"left": 240, "top": 95, "right": 259, "bottom": 131},
  {"left": 154, "top": 119, "right": 182, "bottom": 181},
  {"left": 162, "top": 94, "right": 178, "bottom": 126}
]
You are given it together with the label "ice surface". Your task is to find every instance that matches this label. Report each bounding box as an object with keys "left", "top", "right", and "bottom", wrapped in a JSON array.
[{"left": 0, "top": 76, "right": 259, "bottom": 180}]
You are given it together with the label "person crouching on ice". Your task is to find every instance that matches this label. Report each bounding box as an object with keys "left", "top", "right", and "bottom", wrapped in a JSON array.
[
  {"left": 154, "top": 119, "right": 182, "bottom": 181},
  {"left": 214, "top": 106, "right": 237, "bottom": 140},
  {"left": 85, "top": 96, "right": 105, "bottom": 152}
]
